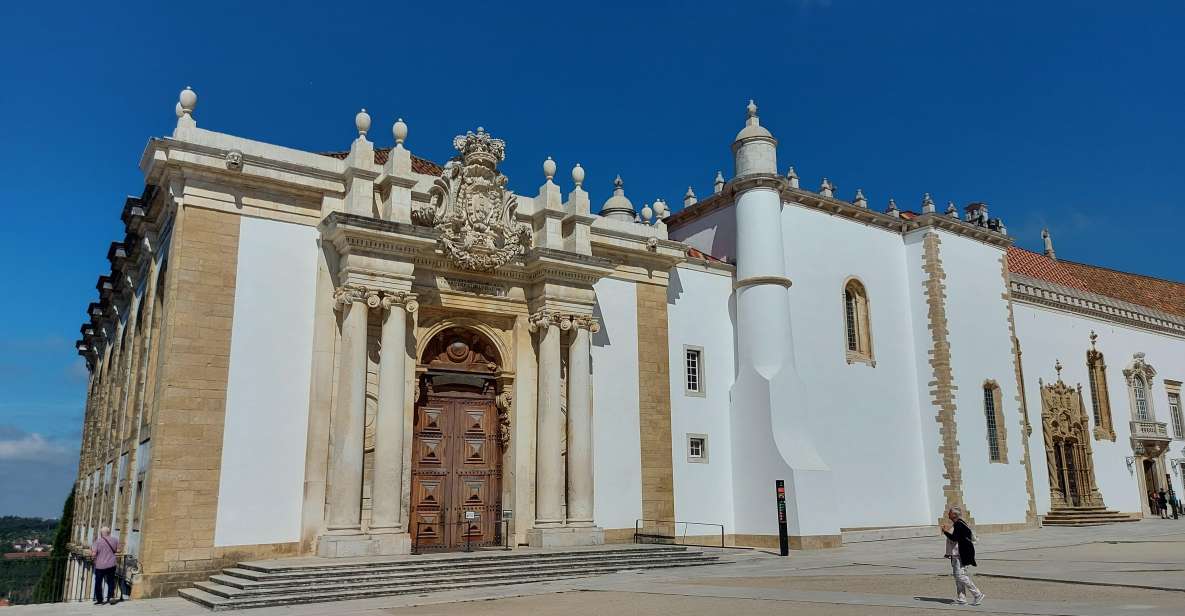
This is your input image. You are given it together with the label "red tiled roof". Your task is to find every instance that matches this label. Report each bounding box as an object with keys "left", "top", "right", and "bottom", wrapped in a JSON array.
[
  {"left": 1007, "top": 246, "right": 1185, "bottom": 317},
  {"left": 321, "top": 148, "right": 443, "bottom": 176}
]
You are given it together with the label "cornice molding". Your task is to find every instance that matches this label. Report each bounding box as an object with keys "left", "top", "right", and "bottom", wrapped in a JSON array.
[{"left": 1009, "top": 273, "right": 1185, "bottom": 338}]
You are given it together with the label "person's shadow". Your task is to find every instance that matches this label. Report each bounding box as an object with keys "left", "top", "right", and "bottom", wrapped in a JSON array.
[{"left": 915, "top": 597, "right": 957, "bottom": 605}]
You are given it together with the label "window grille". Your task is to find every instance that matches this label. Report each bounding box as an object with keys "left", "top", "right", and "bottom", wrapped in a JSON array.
[{"left": 984, "top": 384, "right": 1002, "bottom": 462}]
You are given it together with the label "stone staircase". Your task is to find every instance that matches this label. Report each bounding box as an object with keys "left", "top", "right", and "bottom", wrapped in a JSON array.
[
  {"left": 1042, "top": 506, "right": 1139, "bottom": 526},
  {"left": 178, "top": 545, "right": 722, "bottom": 610}
]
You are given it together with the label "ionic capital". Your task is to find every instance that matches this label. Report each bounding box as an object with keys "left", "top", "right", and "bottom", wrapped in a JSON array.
[
  {"left": 333, "top": 285, "right": 368, "bottom": 309},
  {"left": 527, "top": 310, "right": 558, "bottom": 333},
  {"left": 572, "top": 315, "right": 601, "bottom": 333},
  {"left": 380, "top": 291, "right": 419, "bottom": 314}
]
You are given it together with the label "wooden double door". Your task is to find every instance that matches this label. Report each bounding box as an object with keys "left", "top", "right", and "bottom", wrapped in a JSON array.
[{"left": 410, "top": 383, "right": 503, "bottom": 552}]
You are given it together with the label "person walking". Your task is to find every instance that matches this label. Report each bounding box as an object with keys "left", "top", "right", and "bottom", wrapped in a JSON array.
[
  {"left": 941, "top": 505, "right": 984, "bottom": 606},
  {"left": 1170, "top": 489, "right": 1180, "bottom": 520},
  {"left": 1157, "top": 490, "right": 1169, "bottom": 519},
  {"left": 1149, "top": 491, "right": 1160, "bottom": 517},
  {"left": 90, "top": 526, "right": 120, "bottom": 605}
]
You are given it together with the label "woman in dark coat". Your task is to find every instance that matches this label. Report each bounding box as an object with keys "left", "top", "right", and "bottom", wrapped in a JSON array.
[{"left": 941, "top": 505, "right": 984, "bottom": 605}]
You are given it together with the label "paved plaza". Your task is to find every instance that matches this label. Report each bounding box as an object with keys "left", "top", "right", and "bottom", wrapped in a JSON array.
[{"left": 12, "top": 519, "right": 1184, "bottom": 615}]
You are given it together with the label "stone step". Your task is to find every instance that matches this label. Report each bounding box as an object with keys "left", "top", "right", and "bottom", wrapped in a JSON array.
[
  {"left": 180, "top": 558, "right": 723, "bottom": 611},
  {"left": 210, "top": 552, "right": 717, "bottom": 590},
  {"left": 198, "top": 557, "right": 719, "bottom": 599},
  {"left": 224, "top": 546, "right": 693, "bottom": 579},
  {"left": 232, "top": 547, "right": 692, "bottom": 575}
]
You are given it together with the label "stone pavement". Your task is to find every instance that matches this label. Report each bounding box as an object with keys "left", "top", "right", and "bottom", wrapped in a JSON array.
[{"left": 10, "top": 519, "right": 1183, "bottom": 615}]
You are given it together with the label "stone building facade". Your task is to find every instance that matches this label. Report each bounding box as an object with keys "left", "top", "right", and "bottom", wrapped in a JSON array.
[{"left": 65, "top": 89, "right": 1185, "bottom": 598}]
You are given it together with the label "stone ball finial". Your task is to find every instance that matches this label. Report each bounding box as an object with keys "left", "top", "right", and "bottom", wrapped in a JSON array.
[
  {"left": 178, "top": 86, "right": 197, "bottom": 115},
  {"left": 175, "top": 102, "right": 183, "bottom": 118},
  {"left": 572, "top": 163, "right": 585, "bottom": 188},
  {"left": 654, "top": 199, "right": 668, "bottom": 218},
  {"left": 355, "top": 108, "right": 371, "bottom": 137},
  {"left": 641, "top": 202, "right": 653, "bottom": 223},
  {"left": 393, "top": 118, "right": 408, "bottom": 145},
  {"left": 747, "top": 99, "right": 758, "bottom": 119},
  {"left": 543, "top": 156, "right": 556, "bottom": 181}
]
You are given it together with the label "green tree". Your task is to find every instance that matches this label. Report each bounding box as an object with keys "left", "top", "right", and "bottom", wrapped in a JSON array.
[{"left": 30, "top": 490, "right": 75, "bottom": 603}]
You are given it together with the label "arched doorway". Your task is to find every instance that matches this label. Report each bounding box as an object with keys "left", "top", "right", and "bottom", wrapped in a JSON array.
[
  {"left": 410, "top": 327, "right": 506, "bottom": 552},
  {"left": 1040, "top": 367, "right": 1104, "bottom": 509}
]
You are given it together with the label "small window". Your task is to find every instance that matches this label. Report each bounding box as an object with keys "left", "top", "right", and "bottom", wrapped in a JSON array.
[
  {"left": 842, "top": 279, "right": 874, "bottom": 365},
  {"left": 982, "top": 381, "right": 1007, "bottom": 463},
  {"left": 684, "top": 346, "right": 705, "bottom": 396},
  {"left": 1168, "top": 389, "right": 1183, "bottom": 440},
  {"left": 687, "top": 434, "right": 709, "bottom": 463}
]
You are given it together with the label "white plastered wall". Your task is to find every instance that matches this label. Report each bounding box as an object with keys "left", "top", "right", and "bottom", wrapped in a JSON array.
[
  {"left": 935, "top": 230, "right": 1030, "bottom": 525},
  {"left": 669, "top": 207, "right": 737, "bottom": 263},
  {"left": 1012, "top": 302, "right": 1185, "bottom": 514},
  {"left": 667, "top": 265, "right": 736, "bottom": 532},
  {"left": 214, "top": 217, "right": 319, "bottom": 547},
  {"left": 782, "top": 205, "right": 932, "bottom": 529},
  {"left": 591, "top": 276, "right": 643, "bottom": 531}
]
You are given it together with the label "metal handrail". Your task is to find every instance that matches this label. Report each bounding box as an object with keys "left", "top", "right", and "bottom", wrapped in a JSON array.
[{"left": 634, "top": 519, "right": 725, "bottom": 549}]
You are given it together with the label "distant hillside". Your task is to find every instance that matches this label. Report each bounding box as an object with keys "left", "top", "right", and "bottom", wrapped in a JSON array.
[{"left": 0, "top": 517, "right": 59, "bottom": 551}]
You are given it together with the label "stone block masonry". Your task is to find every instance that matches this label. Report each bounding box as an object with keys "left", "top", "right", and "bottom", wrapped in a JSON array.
[
  {"left": 635, "top": 282, "right": 675, "bottom": 531},
  {"left": 134, "top": 206, "right": 300, "bottom": 597}
]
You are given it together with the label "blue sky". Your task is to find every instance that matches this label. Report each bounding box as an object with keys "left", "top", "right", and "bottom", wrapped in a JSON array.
[{"left": 1, "top": 1, "right": 1182, "bottom": 517}]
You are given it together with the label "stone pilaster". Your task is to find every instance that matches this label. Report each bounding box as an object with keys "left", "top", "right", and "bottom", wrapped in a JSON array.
[
  {"left": 566, "top": 316, "right": 599, "bottom": 526},
  {"left": 636, "top": 284, "right": 676, "bottom": 528},
  {"left": 530, "top": 311, "right": 564, "bottom": 529},
  {"left": 369, "top": 291, "right": 418, "bottom": 555},
  {"left": 324, "top": 286, "right": 371, "bottom": 536}
]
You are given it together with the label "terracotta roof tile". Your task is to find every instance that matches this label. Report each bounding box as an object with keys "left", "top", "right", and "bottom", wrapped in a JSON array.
[
  {"left": 1006, "top": 246, "right": 1185, "bottom": 317},
  {"left": 321, "top": 148, "right": 443, "bottom": 176}
]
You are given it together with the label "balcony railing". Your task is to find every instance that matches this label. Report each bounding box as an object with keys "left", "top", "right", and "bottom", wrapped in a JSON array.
[{"left": 1130, "top": 420, "right": 1170, "bottom": 441}]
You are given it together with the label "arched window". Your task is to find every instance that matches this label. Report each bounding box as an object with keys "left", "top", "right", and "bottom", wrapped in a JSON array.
[
  {"left": 1085, "top": 331, "right": 1115, "bottom": 441},
  {"left": 1123, "top": 352, "right": 1158, "bottom": 423},
  {"left": 983, "top": 380, "right": 1007, "bottom": 463},
  {"left": 1133, "top": 376, "right": 1150, "bottom": 420},
  {"left": 843, "top": 279, "right": 874, "bottom": 365}
]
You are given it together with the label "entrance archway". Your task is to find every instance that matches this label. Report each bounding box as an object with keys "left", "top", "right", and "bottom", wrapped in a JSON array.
[
  {"left": 410, "top": 327, "right": 506, "bottom": 552},
  {"left": 1040, "top": 369, "right": 1104, "bottom": 509}
]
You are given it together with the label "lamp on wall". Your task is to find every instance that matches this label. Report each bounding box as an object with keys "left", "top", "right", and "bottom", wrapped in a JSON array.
[
  {"left": 1171, "top": 458, "right": 1185, "bottom": 476},
  {"left": 1124, "top": 456, "right": 1136, "bottom": 474}
]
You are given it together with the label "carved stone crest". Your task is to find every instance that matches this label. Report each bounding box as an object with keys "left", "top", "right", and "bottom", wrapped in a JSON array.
[{"left": 413, "top": 128, "right": 532, "bottom": 271}]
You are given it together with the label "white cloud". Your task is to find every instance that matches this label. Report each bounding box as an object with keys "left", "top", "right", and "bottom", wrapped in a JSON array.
[{"left": 0, "top": 428, "right": 72, "bottom": 461}]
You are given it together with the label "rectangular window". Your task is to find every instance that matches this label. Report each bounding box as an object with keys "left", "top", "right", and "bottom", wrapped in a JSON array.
[
  {"left": 1169, "top": 391, "right": 1184, "bottom": 440},
  {"left": 1087, "top": 368, "right": 1103, "bottom": 426},
  {"left": 844, "top": 291, "right": 858, "bottom": 351},
  {"left": 984, "top": 385, "right": 1002, "bottom": 462},
  {"left": 687, "top": 434, "right": 709, "bottom": 463},
  {"left": 684, "top": 346, "right": 705, "bottom": 396}
]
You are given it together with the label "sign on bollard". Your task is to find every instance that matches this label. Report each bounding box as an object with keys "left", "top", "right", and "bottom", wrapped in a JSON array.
[{"left": 775, "top": 480, "right": 789, "bottom": 556}]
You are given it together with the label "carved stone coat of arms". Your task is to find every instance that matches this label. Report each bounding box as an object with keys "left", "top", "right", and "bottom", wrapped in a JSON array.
[{"left": 412, "top": 128, "right": 531, "bottom": 271}]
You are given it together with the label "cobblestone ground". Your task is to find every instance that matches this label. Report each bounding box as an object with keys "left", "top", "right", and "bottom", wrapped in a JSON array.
[{"left": 10, "top": 519, "right": 1184, "bottom": 615}]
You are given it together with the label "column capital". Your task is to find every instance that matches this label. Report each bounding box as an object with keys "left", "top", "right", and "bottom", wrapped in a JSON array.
[
  {"left": 571, "top": 315, "right": 601, "bottom": 333},
  {"left": 333, "top": 284, "right": 368, "bottom": 309},
  {"left": 527, "top": 310, "right": 558, "bottom": 333},
  {"left": 380, "top": 290, "right": 419, "bottom": 313}
]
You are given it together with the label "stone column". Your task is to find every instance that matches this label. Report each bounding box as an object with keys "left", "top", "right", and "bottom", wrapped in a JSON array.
[
  {"left": 532, "top": 312, "right": 564, "bottom": 527},
  {"left": 370, "top": 292, "right": 417, "bottom": 552},
  {"left": 325, "top": 286, "right": 371, "bottom": 534},
  {"left": 566, "top": 317, "right": 597, "bottom": 526}
]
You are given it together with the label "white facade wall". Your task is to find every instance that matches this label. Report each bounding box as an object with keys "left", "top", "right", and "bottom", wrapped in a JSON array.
[
  {"left": 214, "top": 217, "right": 319, "bottom": 547},
  {"left": 1013, "top": 302, "right": 1185, "bottom": 514},
  {"left": 782, "top": 206, "right": 933, "bottom": 529},
  {"left": 667, "top": 265, "right": 736, "bottom": 531},
  {"left": 671, "top": 207, "right": 736, "bottom": 263},
  {"left": 590, "top": 276, "right": 644, "bottom": 531},
  {"left": 936, "top": 230, "right": 1031, "bottom": 524}
]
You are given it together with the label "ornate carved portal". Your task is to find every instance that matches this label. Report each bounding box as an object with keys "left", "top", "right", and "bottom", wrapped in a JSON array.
[
  {"left": 410, "top": 328, "right": 508, "bottom": 552},
  {"left": 1040, "top": 366, "right": 1105, "bottom": 509}
]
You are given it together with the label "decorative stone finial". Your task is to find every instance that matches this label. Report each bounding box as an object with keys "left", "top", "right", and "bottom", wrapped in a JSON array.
[
  {"left": 641, "top": 202, "right": 653, "bottom": 223},
  {"left": 355, "top": 109, "right": 371, "bottom": 137},
  {"left": 572, "top": 163, "right": 585, "bottom": 188},
  {"left": 887, "top": 198, "right": 900, "bottom": 218},
  {"left": 1055, "top": 359, "right": 1063, "bottom": 379},
  {"left": 543, "top": 156, "right": 556, "bottom": 182},
  {"left": 684, "top": 186, "right": 697, "bottom": 207},
  {"left": 946, "top": 201, "right": 958, "bottom": 218},
  {"left": 175, "top": 102, "right": 183, "bottom": 118},
  {"left": 714, "top": 171, "right": 725, "bottom": 194},
  {"left": 178, "top": 86, "right": 197, "bottom": 116},
  {"left": 922, "top": 192, "right": 935, "bottom": 213},
  {"left": 654, "top": 199, "right": 668, "bottom": 219},
  {"left": 854, "top": 188, "right": 868, "bottom": 208},
  {"left": 747, "top": 99, "right": 758, "bottom": 120},
  {"left": 787, "top": 166, "right": 799, "bottom": 188},
  {"left": 1089, "top": 330, "right": 1098, "bottom": 350},
  {"left": 600, "top": 175, "right": 636, "bottom": 222},
  {"left": 1042, "top": 228, "right": 1056, "bottom": 260},
  {"left": 819, "top": 178, "right": 834, "bottom": 198},
  {"left": 393, "top": 118, "right": 408, "bottom": 146}
]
